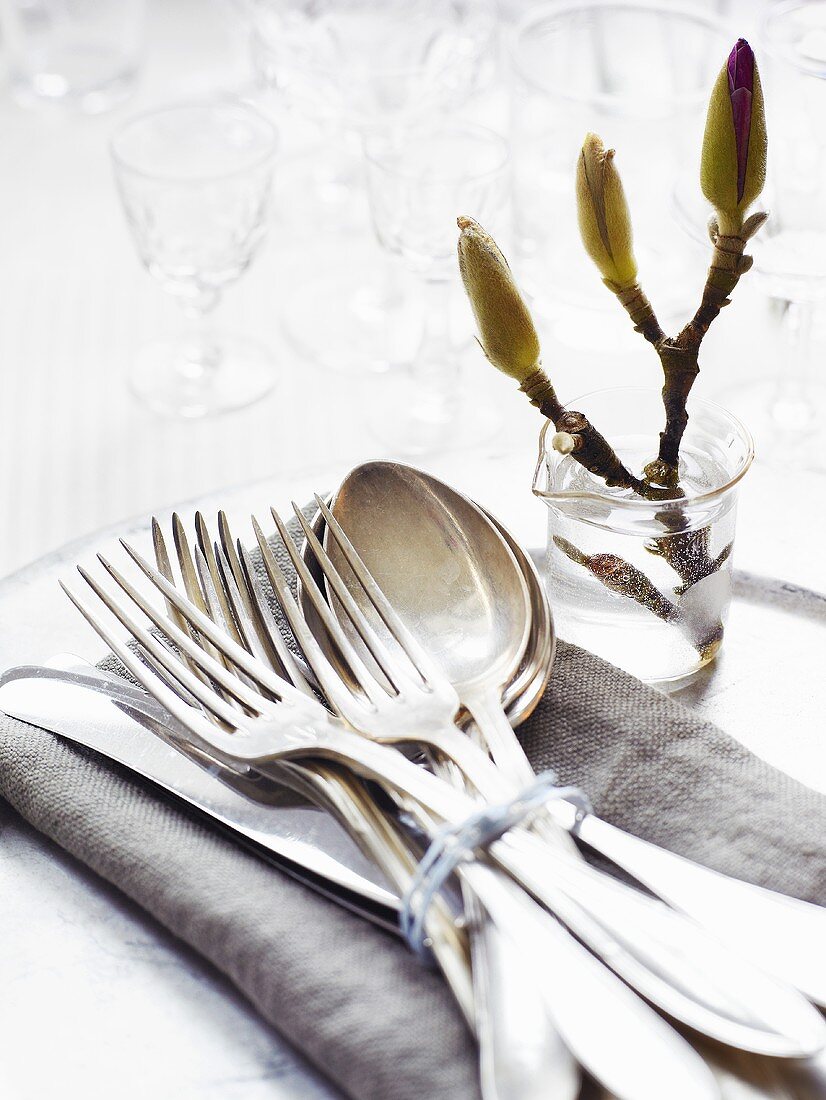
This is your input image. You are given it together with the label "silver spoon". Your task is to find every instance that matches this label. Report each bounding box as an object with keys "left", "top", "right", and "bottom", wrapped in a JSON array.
[
  {"left": 298, "top": 500, "right": 553, "bottom": 728},
  {"left": 327, "top": 462, "right": 542, "bottom": 780}
]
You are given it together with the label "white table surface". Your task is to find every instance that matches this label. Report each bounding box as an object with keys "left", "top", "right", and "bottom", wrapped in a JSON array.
[{"left": 2, "top": 2, "right": 825, "bottom": 1097}]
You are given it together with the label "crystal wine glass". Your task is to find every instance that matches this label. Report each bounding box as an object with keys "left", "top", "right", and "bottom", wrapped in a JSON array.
[
  {"left": 1, "top": 0, "right": 146, "bottom": 112},
  {"left": 111, "top": 101, "right": 278, "bottom": 418},
  {"left": 363, "top": 123, "right": 510, "bottom": 454},
  {"left": 236, "top": 0, "right": 498, "bottom": 375}
]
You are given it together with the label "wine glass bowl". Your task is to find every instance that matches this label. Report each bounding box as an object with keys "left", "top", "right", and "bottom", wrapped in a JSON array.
[
  {"left": 364, "top": 125, "right": 510, "bottom": 279},
  {"left": 242, "top": 0, "right": 497, "bottom": 129},
  {"left": 245, "top": 0, "right": 499, "bottom": 377},
  {"left": 111, "top": 101, "right": 279, "bottom": 418},
  {"left": 362, "top": 123, "right": 510, "bottom": 454}
]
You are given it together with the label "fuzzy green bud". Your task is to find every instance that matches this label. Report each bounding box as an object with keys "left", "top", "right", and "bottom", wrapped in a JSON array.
[
  {"left": 576, "top": 133, "right": 638, "bottom": 290},
  {"left": 701, "top": 39, "right": 767, "bottom": 232},
  {"left": 456, "top": 216, "right": 541, "bottom": 383}
]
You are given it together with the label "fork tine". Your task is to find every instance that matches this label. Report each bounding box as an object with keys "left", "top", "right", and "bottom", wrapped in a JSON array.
[
  {"left": 172, "top": 512, "right": 248, "bottom": 695},
  {"left": 209, "top": 543, "right": 270, "bottom": 668},
  {"left": 153, "top": 518, "right": 194, "bottom": 635},
  {"left": 119, "top": 538, "right": 305, "bottom": 705},
  {"left": 61, "top": 579, "right": 222, "bottom": 731},
  {"left": 267, "top": 508, "right": 388, "bottom": 708},
  {"left": 149, "top": 631, "right": 206, "bottom": 710},
  {"left": 315, "top": 494, "right": 444, "bottom": 686},
  {"left": 60, "top": 580, "right": 272, "bottom": 765},
  {"left": 251, "top": 515, "right": 363, "bottom": 714},
  {"left": 215, "top": 511, "right": 307, "bottom": 687},
  {"left": 77, "top": 563, "right": 251, "bottom": 728},
  {"left": 217, "top": 511, "right": 250, "bottom": 598},
  {"left": 95, "top": 553, "right": 271, "bottom": 717},
  {"left": 235, "top": 540, "right": 315, "bottom": 696},
  {"left": 172, "top": 513, "right": 211, "bottom": 616},
  {"left": 290, "top": 502, "right": 416, "bottom": 693},
  {"left": 154, "top": 515, "right": 237, "bottom": 701},
  {"left": 192, "top": 544, "right": 270, "bottom": 700},
  {"left": 195, "top": 511, "right": 243, "bottom": 646}
]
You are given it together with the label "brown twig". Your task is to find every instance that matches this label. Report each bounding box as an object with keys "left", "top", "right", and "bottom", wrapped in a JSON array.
[
  {"left": 554, "top": 537, "right": 680, "bottom": 624},
  {"left": 553, "top": 536, "right": 724, "bottom": 659},
  {"left": 624, "top": 212, "right": 767, "bottom": 487},
  {"left": 520, "top": 369, "right": 673, "bottom": 500},
  {"left": 646, "top": 532, "right": 733, "bottom": 596}
]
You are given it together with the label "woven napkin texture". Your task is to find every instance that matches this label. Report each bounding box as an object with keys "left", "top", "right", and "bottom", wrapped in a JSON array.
[{"left": 2, "top": 517, "right": 826, "bottom": 1100}]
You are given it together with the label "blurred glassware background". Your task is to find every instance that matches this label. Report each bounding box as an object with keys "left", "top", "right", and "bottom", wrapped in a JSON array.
[
  {"left": 111, "top": 101, "right": 279, "bottom": 417},
  {"left": 363, "top": 123, "right": 510, "bottom": 453},
  {"left": 3, "top": 0, "right": 826, "bottom": 580},
  {"left": 510, "top": 1, "right": 731, "bottom": 352},
  {"left": 232, "top": 0, "right": 499, "bottom": 378},
  {"left": 712, "top": 0, "right": 826, "bottom": 471},
  {"left": 0, "top": 0, "right": 146, "bottom": 112}
]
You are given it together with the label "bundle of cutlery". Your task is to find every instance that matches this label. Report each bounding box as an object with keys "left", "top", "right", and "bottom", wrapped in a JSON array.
[{"left": 2, "top": 462, "right": 825, "bottom": 1100}]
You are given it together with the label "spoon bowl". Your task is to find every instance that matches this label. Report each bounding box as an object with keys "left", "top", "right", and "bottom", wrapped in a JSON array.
[
  {"left": 327, "top": 462, "right": 532, "bottom": 703},
  {"left": 298, "top": 499, "right": 555, "bottom": 726},
  {"left": 325, "top": 462, "right": 551, "bottom": 776}
]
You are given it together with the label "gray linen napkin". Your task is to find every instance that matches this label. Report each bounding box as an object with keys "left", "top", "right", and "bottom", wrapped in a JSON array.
[{"left": 2, "top": 526, "right": 826, "bottom": 1100}]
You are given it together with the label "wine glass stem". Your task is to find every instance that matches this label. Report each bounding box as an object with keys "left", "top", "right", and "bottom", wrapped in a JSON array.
[
  {"left": 179, "top": 290, "right": 223, "bottom": 384},
  {"left": 772, "top": 298, "right": 816, "bottom": 429},
  {"left": 411, "top": 278, "right": 459, "bottom": 416}
]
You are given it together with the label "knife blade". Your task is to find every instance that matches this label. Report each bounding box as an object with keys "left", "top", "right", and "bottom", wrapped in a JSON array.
[{"left": 0, "top": 658, "right": 399, "bottom": 930}]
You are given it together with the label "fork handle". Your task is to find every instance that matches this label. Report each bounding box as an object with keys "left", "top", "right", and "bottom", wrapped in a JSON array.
[{"left": 461, "top": 685, "right": 579, "bottom": 860}]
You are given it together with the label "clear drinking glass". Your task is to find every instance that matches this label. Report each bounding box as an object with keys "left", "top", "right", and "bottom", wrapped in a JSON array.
[
  {"left": 1, "top": 0, "right": 145, "bottom": 112},
  {"left": 709, "top": 0, "right": 826, "bottom": 472},
  {"left": 236, "top": 0, "right": 498, "bottom": 375},
  {"left": 111, "top": 102, "right": 279, "bottom": 419},
  {"left": 363, "top": 124, "right": 510, "bottom": 454},
  {"left": 241, "top": 0, "right": 497, "bottom": 131},
  {"left": 509, "top": 1, "right": 729, "bottom": 350},
  {"left": 533, "top": 388, "right": 753, "bottom": 682}
]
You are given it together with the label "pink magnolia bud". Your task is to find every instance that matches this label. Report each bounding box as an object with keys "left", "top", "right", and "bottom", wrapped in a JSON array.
[
  {"left": 728, "top": 38, "right": 754, "bottom": 203},
  {"left": 701, "top": 37, "right": 767, "bottom": 229}
]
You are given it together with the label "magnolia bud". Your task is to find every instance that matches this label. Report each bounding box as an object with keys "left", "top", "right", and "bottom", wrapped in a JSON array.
[
  {"left": 701, "top": 39, "right": 767, "bottom": 231},
  {"left": 456, "top": 216, "right": 541, "bottom": 384},
  {"left": 576, "top": 133, "right": 638, "bottom": 290}
]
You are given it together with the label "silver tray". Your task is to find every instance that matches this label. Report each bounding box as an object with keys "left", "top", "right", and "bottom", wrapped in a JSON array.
[{"left": 1, "top": 450, "right": 824, "bottom": 1099}]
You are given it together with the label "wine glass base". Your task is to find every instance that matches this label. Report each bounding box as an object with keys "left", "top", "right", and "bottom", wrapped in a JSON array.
[
  {"left": 714, "top": 378, "right": 826, "bottom": 473},
  {"left": 280, "top": 261, "right": 425, "bottom": 377},
  {"left": 367, "top": 365, "right": 502, "bottom": 457},
  {"left": 129, "top": 334, "right": 276, "bottom": 419}
]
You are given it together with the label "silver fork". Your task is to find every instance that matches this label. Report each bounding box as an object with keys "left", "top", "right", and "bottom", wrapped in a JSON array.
[
  {"left": 237, "top": 498, "right": 826, "bottom": 1061},
  {"left": 155, "top": 515, "right": 582, "bottom": 1100},
  {"left": 171, "top": 515, "right": 477, "bottom": 1027},
  {"left": 62, "top": 547, "right": 722, "bottom": 1100},
  {"left": 190, "top": 510, "right": 580, "bottom": 1100}
]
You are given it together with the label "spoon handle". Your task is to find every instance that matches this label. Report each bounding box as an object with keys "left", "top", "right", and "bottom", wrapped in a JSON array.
[
  {"left": 460, "top": 860, "right": 718, "bottom": 1100},
  {"left": 566, "top": 809, "right": 826, "bottom": 1009},
  {"left": 432, "top": 758, "right": 580, "bottom": 1100},
  {"left": 463, "top": 685, "right": 538, "bottom": 786}
]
